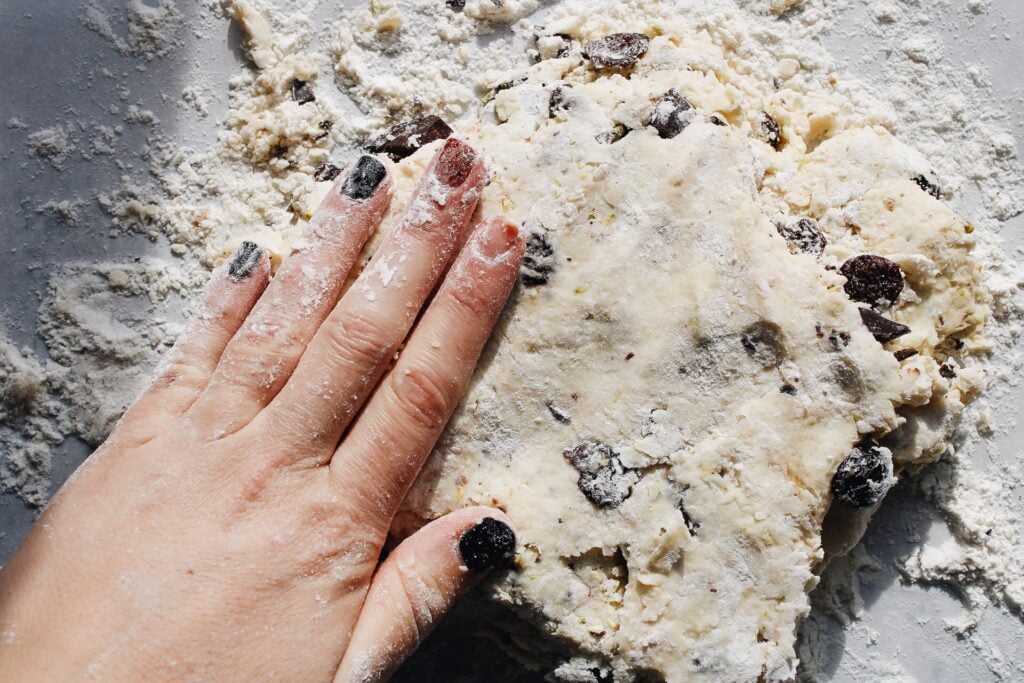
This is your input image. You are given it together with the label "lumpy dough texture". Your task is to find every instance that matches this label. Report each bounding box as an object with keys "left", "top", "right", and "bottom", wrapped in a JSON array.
[{"left": 266, "top": 10, "right": 987, "bottom": 683}]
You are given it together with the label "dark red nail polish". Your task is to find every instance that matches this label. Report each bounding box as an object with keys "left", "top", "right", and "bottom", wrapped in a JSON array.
[{"left": 435, "top": 138, "right": 477, "bottom": 188}]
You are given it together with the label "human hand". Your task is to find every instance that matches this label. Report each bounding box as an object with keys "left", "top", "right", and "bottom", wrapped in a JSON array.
[{"left": 0, "top": 139, "right": 524, "bottom": 682}]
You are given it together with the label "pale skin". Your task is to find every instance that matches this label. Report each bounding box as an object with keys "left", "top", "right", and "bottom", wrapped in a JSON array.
[{"left": 0, "top": 139, "right": 525, "bottom": 682}]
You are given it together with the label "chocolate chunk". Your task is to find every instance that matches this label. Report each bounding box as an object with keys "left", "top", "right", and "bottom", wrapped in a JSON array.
[
  {"left": 780, "top": 383, "right": 798, "bottom": 395},
  {"left": 939, "top": 363, "right": 957, "bottom": 379},
  {"left": 314, "top": 120, "right": 333, "bottom": 141},
  {"left": 649, "top": 89, "right": 694, "bottom": 139},
  {"left": 819, "top": 326, "right": 851, "bottom": 351},
  {"left": 547, "top": 402, "right": 571, "bottom": 424},
  {"left": 858, "top": 308, "right": 911, "bottom": 343},
  {"left": 912, "top": 174, "right": 942, "bottom": 199},
  {"left": 366, "top": 115, "right": 454, "bottom": 162},
  {"left": 709, "top": 115, "right": 728, "bottom": 127},
  {"left": 552, "top": 33, "right": 575, "bottom": 58},
  {"left": 680, "top": 504, "right": 701, "bottom": 535},
  {"left": 291, "top": 79, "right": 316, "bottom": 105},
  {"left": 549, "top": 85, "right": 572, "bottom": 119},
  {"left": 446, "top": 0, "right": 466, "bottom": 9},
  {"left": 840, "top": 255, "right": 904, "bottom": 308},
  {"left": 831, "top": 444, "right": 894, "bottom": 508},
  {"left": 740, "top": 321, "right": 787, "bottom": 368},
  {"left": 522, "top": 231, "right": 556, "bottom": 286},
  {"left": 894, "top": 348, "right": 919, "bottom": 361},
  {"left": 494, "top": 76, "right": 527, "bottom": 94},
  {"left": 775, "top": 217, "right": 827, "bottom": 257},
  {"left": 582, "top": 32, "right": 650, "bottom": 69},
  {"left": 458, "top": 517, "right": 516, "bottom": 572},
  {"left": 595, "top": 123, "right": 630, "bottom": 144},
  {"left": 761, "top": 111, "right": 782, "bottom": 150},
  {"left": 564, "top": 441, "right": 639, "bottom": 508},
  {"left": 313, "top": 163, "right": 342, "bottom": 182}
]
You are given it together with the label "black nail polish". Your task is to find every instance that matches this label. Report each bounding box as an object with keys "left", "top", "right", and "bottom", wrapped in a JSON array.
[
  {"left": 228, "top": 241, "right": 263, "bottom": 280},
  {"left": 458, "top": 517, "right": 516, "bottom": 573},
  {"left": 341, "top": 155, "right": 387, "bottom": 201}
]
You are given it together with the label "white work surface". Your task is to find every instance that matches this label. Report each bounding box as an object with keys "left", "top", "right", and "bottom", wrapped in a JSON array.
[{"left": 0, "top": 1, "right": 1021, "bottom": 681}]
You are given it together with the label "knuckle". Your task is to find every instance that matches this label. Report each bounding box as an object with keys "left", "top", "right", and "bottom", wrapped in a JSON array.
[
  {"left": 392, "top": 365, "right": 454, "bottom": 430},
  {"left": 447, "top": 279, "right": 497, "bottom": 318},
  {"left": 394, "top": 562, "right": 443, "bottom": 638},
  {"left": 155, "top": 357, "right": 208, "bottom": 392},
  {"left": 323, "top": 309, "right": 392, "bottom": 368}
]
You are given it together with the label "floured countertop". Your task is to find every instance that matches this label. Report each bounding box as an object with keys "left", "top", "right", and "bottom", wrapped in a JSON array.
[{"left": 0, "top": 1, "right": 1022, "bottom": 681}]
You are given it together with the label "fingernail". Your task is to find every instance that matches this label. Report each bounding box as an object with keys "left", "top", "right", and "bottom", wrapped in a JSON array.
[
  {"left": 479, "top": 221, "right": 520, "bottom": 259},
  {"left": 435, "top": 138, "right": 477, "bottom": 188},
  {"left": 228, "top": 241, "right": 263, "bottom": 280},
  {"left": 341, "top": 155, "right": 387, "bottom": 201},
  {"left": 458, "top": 517, "right": 516, "bottom": 573}
]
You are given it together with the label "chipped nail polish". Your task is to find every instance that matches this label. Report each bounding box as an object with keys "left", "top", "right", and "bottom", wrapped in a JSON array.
[
  {"left": 341, "top": 155, "right": 387, "bottom": 201},
  {"left": 479, "top": 221, "right": 520, "bottom": 259},
  {"left": 228, "top": 241, "right": 263, "bottom": 280},
  {"left": 435, "top": 138, "right": 477, "bottom": 188},
  {"left": 459, "top": 517, "right": 516, "bottom": 573}
]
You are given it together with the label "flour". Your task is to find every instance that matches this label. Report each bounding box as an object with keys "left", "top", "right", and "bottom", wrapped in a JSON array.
[
  {"left": 81, "top": 0, "right": 184, "bottom": 61},
  {"left": 2, "top": 0, "right": 1024, "bottom": 679},
  {"left": 26, "top": 126, "right": 76, "bottom": 170}
]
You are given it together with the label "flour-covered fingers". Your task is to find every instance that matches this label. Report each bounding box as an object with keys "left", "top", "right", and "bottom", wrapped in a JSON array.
[
  {"left": 187, "top": 157, "right": 392, "bottom": 438},
  {"left": 114, "top": 242, "right": 270, "bottom": 446},
  {"left": 261, "top": 139, "right": 485, "bottom": 453},
  {"left": 331, "top": 218, "right": 523, "bottom": 518},
  {"left": 333, "top": 509, "right": 516, "bottom": 683}
]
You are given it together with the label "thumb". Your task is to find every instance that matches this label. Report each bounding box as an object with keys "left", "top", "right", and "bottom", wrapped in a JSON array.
[{"left": 333, "top": 507, "right": 517, "bottom": 683}]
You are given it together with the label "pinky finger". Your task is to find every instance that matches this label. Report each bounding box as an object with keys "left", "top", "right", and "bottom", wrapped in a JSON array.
[
  {"left": 333, "top": 508, "right": 517, "bottom": 683},
  {"left": 114, "top": 242, "right": 271, "bottom": 445}
]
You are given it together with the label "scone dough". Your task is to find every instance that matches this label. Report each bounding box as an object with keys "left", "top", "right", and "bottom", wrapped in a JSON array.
[{"left": 228, "top": 5, "right": 988, "bottom": 681}]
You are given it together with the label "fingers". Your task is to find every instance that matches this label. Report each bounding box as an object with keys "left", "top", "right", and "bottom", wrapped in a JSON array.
[
  {"left": 331, "top": 217, "right": 524, "bottom": 519},
  {"left": 260, "top": 139, "right": 486, "bottom": 453},
  {"left": 333, "top": 509, "right": 516, "bottom": 683},
  {"left": 113, "top": 242, "right": 270, "bottom": 446},
  {"left": 187, "top": 157, "right": 392, "bottom": 437}
]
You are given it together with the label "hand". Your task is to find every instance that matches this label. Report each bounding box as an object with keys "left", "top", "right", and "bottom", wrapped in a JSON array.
[{"left": 0, "top": 139, "right": 525, "bottom": 682}]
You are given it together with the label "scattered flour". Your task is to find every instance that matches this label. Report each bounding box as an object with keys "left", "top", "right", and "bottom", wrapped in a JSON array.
[
  {"left": 26, "top": 126, "right": 76, "bottom": 170},
  {"left": 81, "top": 0, "right": 185, "bottom": 60}
]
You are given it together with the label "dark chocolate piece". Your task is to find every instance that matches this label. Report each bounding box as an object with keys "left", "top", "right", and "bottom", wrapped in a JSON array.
[
  {"left": 521, "top": 231, "right": 556, "bottom": 286},
  {"left": 649, "top": 89, "right": 694, "bottom": 139},
  {"left": 912, "top": 174, "right": 942, "bottom": 199},
  {"left": 858, "top": 308, "right": 911, "bottom": 343},
  {"left": 291, "top": 79, "right": 316, "bottom": 105},
  {"left": 831, "top": 445, "right": 893, "bottom": 508},
  {"left": 840, "top": 255, "right": 904, "bottom": 308},
  {"left": 775, "top": 217, "right": 827, "bottom": 257},
  {"left": 564, "top": 441, "right": 639, "bottom": 508},
  {"left": 582, "top": 32, "right": 650, "bottom": 69},
  {"left": 313, "top": 163, "right": 342, "bottom": 182},
  {"left": 366, "top": 115, "right": 454, "bottom": 162}
]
